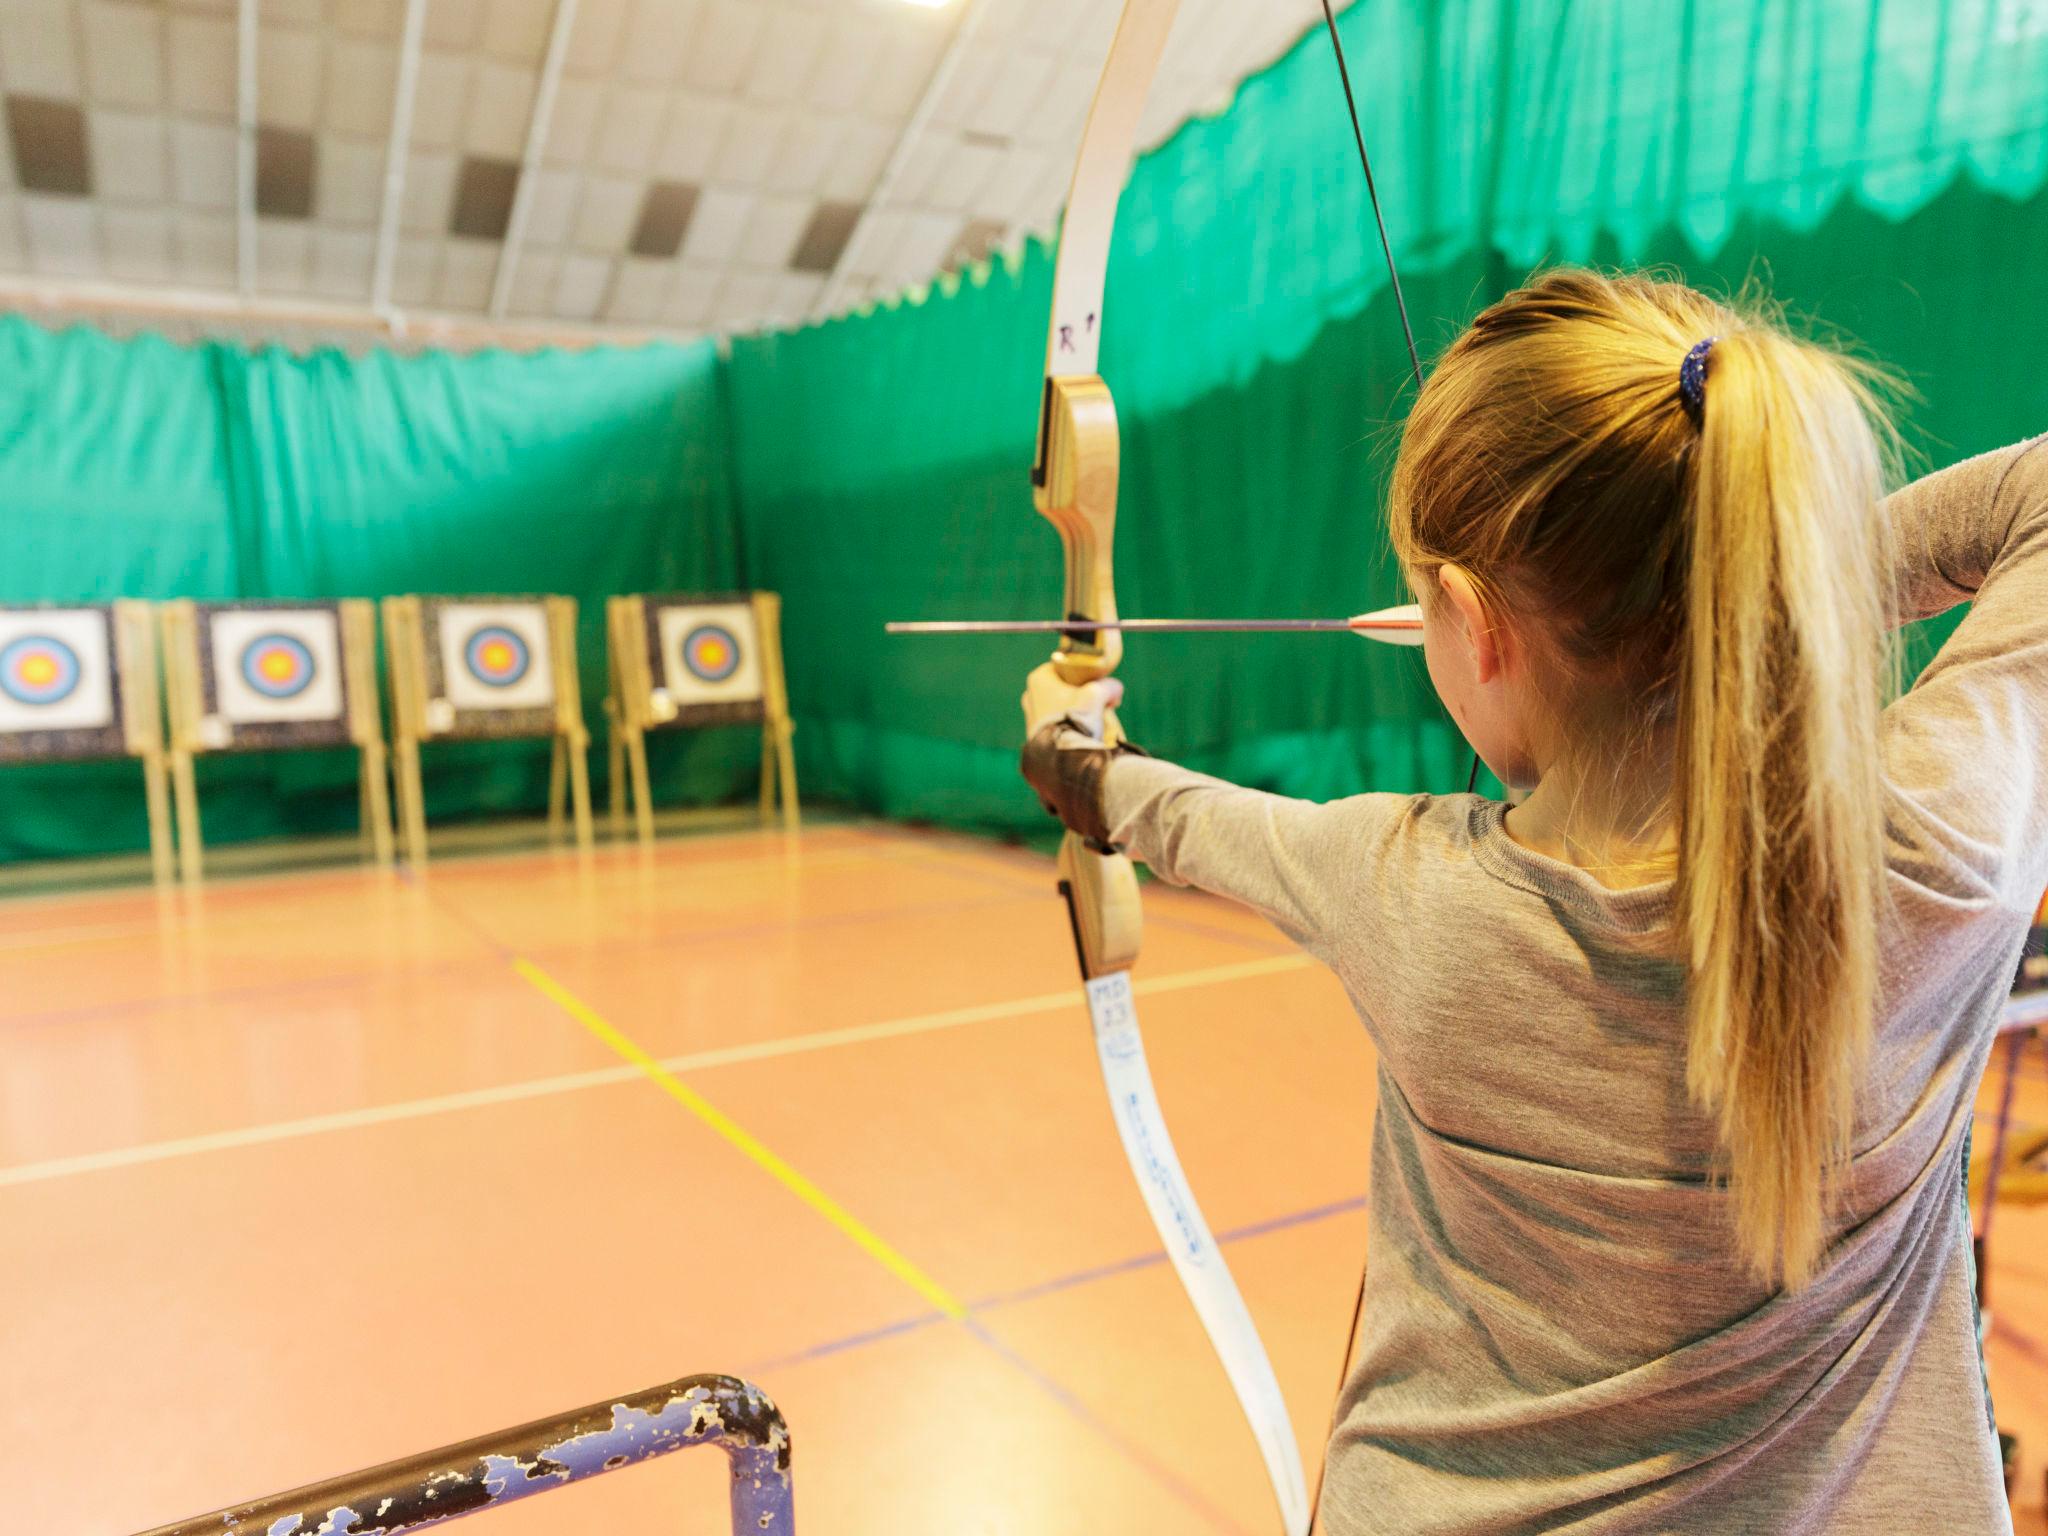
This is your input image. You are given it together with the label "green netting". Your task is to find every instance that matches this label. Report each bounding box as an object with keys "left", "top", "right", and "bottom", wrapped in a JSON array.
[
  {"left": 0, "top": 325, "right": 742, "bottom": 863},
  {"left": 726, "top": 0, "right": 2048, "bottom": 837}
]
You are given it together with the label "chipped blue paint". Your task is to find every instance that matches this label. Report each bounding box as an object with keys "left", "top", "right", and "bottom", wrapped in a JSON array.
[{"left": 133, "top": 1375, "right": 792, "bottom": 1536}]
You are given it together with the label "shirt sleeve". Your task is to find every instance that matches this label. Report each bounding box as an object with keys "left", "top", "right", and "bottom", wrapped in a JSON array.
[
  {"left": 1881, "top": 436, "right": 2048, "bottom": 912},
  {"left": 1100, "top": 752, "right": 1411, "bottom": 964}
]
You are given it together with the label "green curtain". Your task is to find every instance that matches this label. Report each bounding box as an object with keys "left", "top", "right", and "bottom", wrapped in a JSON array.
[
  {"left": 0, "top": 325, "right": 741, "bottom": 863},
  {"left": 727, "top": 0, "right": 2048, "bottom": 837}
]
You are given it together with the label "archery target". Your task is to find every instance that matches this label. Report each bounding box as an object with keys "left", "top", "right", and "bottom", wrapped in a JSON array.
[
  {"left": 437, "top": 602, "right": 555, "bottom": 712},
  {"left": 209, "top": 608, "right": 345, "bottom": 725},
  {"left": 657, "top": 601, "right": 762, "bottom": 710},
  {"left": 0, "top": 609, "right": 114, "bottom": 734}
]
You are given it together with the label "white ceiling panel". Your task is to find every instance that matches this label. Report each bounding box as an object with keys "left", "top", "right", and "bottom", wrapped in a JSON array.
[
  {"left": 605, "top": 253, "right": 669, "bottom": 321},
  {"left": 678, "top": 183, "right": 750, "bottom": 264},
  {"left": 81, "top": 1, "right": 164, "bottom": 111},
  {"left": 317, "top": 133, "right": 385, "bottom": 224},
  {"left": 662, "top": 262, "right": 719, "bottom": 325},
  {"left": 463, "top": 60, "right": 537, "bottom": 158},
  {"left": 170, "top": 118, "right": 237, "bottom": 211},
  {"left": 324, "top": 39, "right": 398, "bottom": 138},
  {"left": 571, "top": 173, "right": 638, "bottom": 251},
  {"left": 334, "top": 0, "right": 406, "bottom": 43},
  {"left": 435, "top": 236, "right": 497, "bottom": 308},
  {"left": 425, "top": 0, "right": 488, "bottom": 54},
  {"left": 259, "top": 26, "right": 326, "bottom": 132},
  {"left": 482, "top": 0, "right": 554, "bottom": 67},
  {"left": 736, "top": 191, "right": 808, "bottom": 269},
  {"left": 520, "top": 167, "right": 578, "bottom": 247},
  {"left": 91, "top": 109, "right": 169, "bottom": 203},
  {"left": 552, "top": 250, "right": 609, "bottom": 318},
  {"left": 167, "top": 13, "right": 236, "bottom": 120},
  {"left": 101, "top": 204, "right": 170, "bottom": 280},
  {"left": 677, "top": 2, "right": 763, "bottom": 96},
  {"left": 505, "top": 244, "right": 560, "bottom": 315},
  {"left": 806, "top": 16, "right": 884, "bottom": 117},
  {"left": 591, "top": 84, "right": 668, "bottom": 173},
  {"left": 309, "top": 225, "right": 376, "bottom": 298},
  {"left": 715, "top": 265, "right": 775, "bottom": 328},
  {"left": 565, "top": 0, "right": 632, "bottom": 78},
  {"left": 711, "top": 102, "right": 783, "bottom": 185},
  {"left": 409, "top": 52, "right": 472, "bottom": 149},
  {"left": 0, "top": 1, "right": 82, "bottom": 99},
  {"left": 257, "top": 217, "right": 312, "bottom": 291},
  {"left": 389, "top": 233, "right": 437, "bottom": 305},
  {"left": 0, "top": 194, "right": 28, "bottom": 268},
  {"left": 816, "top": 118, "right": 892, "bottom": 202},
  {"left": 742, "top": 23, "right": 821, "bottom": 106},
  {"left": 173, "top": 210, "right": 236, "bottom": 286},
  {"left": 262, "top": 0, "right": 325, "bottom": 30},
  {"left": 23, "top": 193, "right": 97, "bottom": 275},
  {"left": 618, "top": 0, "right": 698, "bottom": 89},
  {"left": 543, "top": 76, "right": 601, "bottom": 165},
  {"left": 653, "top": 93, "right": 730, "bottom": 182},
  {"left": 399, "top": 148, "right": 458, "bottom": 232}
]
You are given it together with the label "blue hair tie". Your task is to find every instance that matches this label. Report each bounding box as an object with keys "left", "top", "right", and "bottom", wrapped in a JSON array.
[{"left": 1679, "top": 337, "right": 1716, "bottom": 428}]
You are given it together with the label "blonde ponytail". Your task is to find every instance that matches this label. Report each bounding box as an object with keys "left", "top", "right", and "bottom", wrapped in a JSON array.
[
  {"left": 1677, "top": 329, "right": 1889, "bottom": 1285},
  {"left": 1389, "top": 270, "right": 1894, "bottom": 1286}
]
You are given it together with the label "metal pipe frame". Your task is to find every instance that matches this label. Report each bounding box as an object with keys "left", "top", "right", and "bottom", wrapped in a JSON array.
[
  {"left": 488, "top": 0, "right": 582, "bottom": 320},
  {"left": 370, "top": 0, "right": 430, "bottom": 315}
]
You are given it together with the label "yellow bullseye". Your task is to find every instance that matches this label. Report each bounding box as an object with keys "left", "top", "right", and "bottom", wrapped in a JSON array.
[{"left": 18, "top": 654, "right": 58, "bottom": 687}]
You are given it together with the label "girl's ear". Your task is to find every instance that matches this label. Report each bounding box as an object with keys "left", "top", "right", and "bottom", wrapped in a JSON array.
[{"left": 1437, "top": 565, "right": 1505, "bottom": 684}]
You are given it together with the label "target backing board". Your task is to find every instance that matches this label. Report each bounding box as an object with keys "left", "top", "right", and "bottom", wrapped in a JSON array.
[
  {"left": 647, "top": 596, "right": 766, "bottom": 727},
  {"left": 198, "top": 604, "right": 350, "bottom": 748},
  {"left": 421, "top": 597, "right": 561, "bottom": 738},
  {"left": 0, "top": 606, "right": 126, "bottom": 761}
]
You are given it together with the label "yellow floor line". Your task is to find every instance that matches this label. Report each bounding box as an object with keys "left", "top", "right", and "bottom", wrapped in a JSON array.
[
  {"left": 0, "top": 952, "right": 1319, "bottom": 1190},
  {"left": 512, "top": 956, "right": 968, "bottom": 1321}
]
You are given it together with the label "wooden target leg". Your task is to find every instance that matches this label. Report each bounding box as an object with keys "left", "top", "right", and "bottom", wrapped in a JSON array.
[
  {"left": 628, "top": 728, "right": 654, "bottom": 847},
  {"left": 170, "top": 749, "right": 203, "bottom": 885},
  {"left": 141, "top": 749, "right": 175, "bottom": 888},
  {"left": 606, "top": 702, "right": 626, "bottom": 837},
  {"left": 397, "top": 738, "right": 428, "bottom": 869},
  {"left": 758, "top": 730, "right": 775, "bottom": 825},
  {"left": 362, "top": 742, "right": 395, "bottom": 868},
  {"left": 547, "top": 735, "right": 567, "bottom": 844},
  {"left": 568, "top": 731, "right": 594, "bottom": 855},
  {"left": 774, "top": 721, "right": 799, "bottom": 833}
]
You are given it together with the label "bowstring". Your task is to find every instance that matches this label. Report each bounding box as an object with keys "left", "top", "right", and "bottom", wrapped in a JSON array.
[{"left": 1312, "top": 1, "right": 1486, "bottom": 1522}]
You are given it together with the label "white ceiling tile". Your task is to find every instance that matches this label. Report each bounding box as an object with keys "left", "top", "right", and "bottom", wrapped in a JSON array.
[
  {"left": 261, "top": 0, "right": 325, "bottom": 28},
  {"left": 100, "top": 204, "right": 171, "bottom": 280},
  {"left": 716, "top": 267, "right": 774, "bottom": 330},
  {"left": 520, "top": 167, "right": 577, "bottom": 246},
  {"left": 0, "top": 2, "right": 81, "bottom": 98},
  {"left": 308, "top": 225, "right": 375, "bottom": 298},
  {"left": 617, "top": 0, "right": 697, "bottom": 88},
  {"left": 930, "top": 39, "right": 1000, "bottom": 133},
  {"left": 816, "top": 119, "right": 892, "bottom": 201},
  {"left": 81, "top": 1, "right": 165, "bottom": 110},
  {"left": 736, "top": 192, "right": 807, "bottom": 268},
  {"left": 652, "top": 94, "right": 728, "bottom": 183},
  {"left": 844, "top": 205, "right": 903, "bottom": 285},
  {"left": 916, "top": 136, "right": 1001, "bottom": 212},
  {"left": 21, "top": 194, "right": 98, "bottom": 276},
  {"left": 677, "top": 0, "right": 762, "bottom": 94},
  {"left": 410, "top": 53, "right": 472, "bottom": 149},
  {"left": 257, "top": 217, "right": 311, "bottom": 290},
  {"left": 0, "top": 195, "right": 26, "bottom": 269},
  {"left": 482, "top": 0, "right": 554, "bottom": 66},
  {"left": 761, "top": 113, "right": 834, "bottom": 194},
  {"left": 174, "top": 209, "right": 236, "bottom": 285},
  {"left": 90, "top": 110, "right": 170, "bottom": 203},
  {"left": 806, "top": 17, "right": 883, "bottom": 117},
  {"left": 464, "top": 60, "right": 536, "bottom": 158},
  {"left": 981, "top": 141, "right": 1051, "bottom": 223},
  {"left": 435, "top": 235, "right": 497, "bottom": 308},
  {"left": 505, "top": 245, "right": 560, "bottom": 315},
  {"left": 1032, "top": 60, "right": 1103, "bottom": 148},
  {"left": 710, "top": 102, "right": 781, "bottom": 185},
  {"left": 334, "top": 0, "right": 405, "bottom": 41},
  {"left": 317, "top": 134, "right": 384, "bottom": 224},
  {"left": 591, "top": 85, "right": 666, "bottom": 174},
  {"left": 742, "top": 22, "right": 821, "bottom": 106},
  {"left": 606, "top": 254, "right": 670, "bottom": 322},
  {"left": 661, "top": 262, "right": 719, "bottom": 325},
  {"left": 543, "top": 77, "right": 600, "bottom": 165},
  {"left": 390, "top": 233, "right": 436, "bottom": 305},
  {"left": 170, "top": 118, "right": 237, "bottom": 210},
  {"left": 168, "top": 14, "right": 236, "bottom": 120},
  {"left": 258, "top": 27, "right": 324, "bottom": 131},
  {"left": 677, "top": 184, "right": 749, "bottom": 263},
  {"left": 324, "top": 40, "right": 397, "bottom": 138},
  {"left": 565, "top": 0, "right": 631, "bottom": 78},
  {"left": 771, "top": 270, "right": 823, "bottom": 322},
  {"left": 571, "top": 173, "right": 638, "bottom": 251},
  {"left": 883, "top": 208, "right": 960, "bottom": 285},
  {"left": 400, "top": 147, "right": 457, "bottom": 232},
  {"left": 553, "top": 251, "right": 609, "bottom": 318},
  {"left": 961, "top": 48, "right": 1055, "bottom": 143},
  {"left": 892, "top": 133, "right": 950, "bottom": 206},
  {"left": 861, "top": 29, "right": 945, "bottom": 121},
  {"left": 425, "top": 0, "right": 487, "bottom": 52}
]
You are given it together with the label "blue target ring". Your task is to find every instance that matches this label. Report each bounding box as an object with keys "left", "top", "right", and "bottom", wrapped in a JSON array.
[
  {"left": 681, "top": 624, "right": 741, "bottom": 683},
  {"left": 0, "top": 634, "right": 82, "bottom": 706},
  {"left": 464, "top": 625, "right": 531, "bottom": 688},
  {"left": 239, "top": 632, "right": 316, "bottom": 699}
]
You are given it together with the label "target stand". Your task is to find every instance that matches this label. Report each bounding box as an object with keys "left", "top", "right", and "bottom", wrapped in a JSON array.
[
  {"left": 159, "top": 599, "right": 392, "bottom": 883},
  {"left": 0, "top": 601, "right": 172, "bottom": 884},
  {"left": 382, "top": 594, "right": 592, "bottom": 868},
  {"left": 603, "top": 592, "right": 797, "bottom": 846}
]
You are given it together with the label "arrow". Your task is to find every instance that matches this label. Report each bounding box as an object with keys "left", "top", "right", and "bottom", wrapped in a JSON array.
[{"left": 886, "top": 603, "right": 1423, "bottom": 644}]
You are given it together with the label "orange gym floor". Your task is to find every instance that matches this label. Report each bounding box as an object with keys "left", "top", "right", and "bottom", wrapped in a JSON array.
[{"left": 3, "top": 821, "right": 2044, "bottom": 1535}]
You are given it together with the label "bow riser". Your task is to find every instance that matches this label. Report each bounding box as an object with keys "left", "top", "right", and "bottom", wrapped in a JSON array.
[{"left": 1035, "top": 376, "right": 1126, "bottom": 689}]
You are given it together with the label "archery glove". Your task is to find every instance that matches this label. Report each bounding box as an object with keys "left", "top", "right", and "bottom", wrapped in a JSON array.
[{"left": 1020, "top": 718, "right": 1147, "bottom": 850}]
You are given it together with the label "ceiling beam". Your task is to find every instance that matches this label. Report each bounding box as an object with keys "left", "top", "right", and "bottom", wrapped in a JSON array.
[
  {"left": 369, "top": 0, "right": 430, "bottom": 315},
  {"left": 489, "top": 0, "right": 581, "bottom": 319},
  {"left": 808, "top": 0, "right": 989, "bottom": 324},
  {"left": 235, "top": 0, "right": 257, "bottom": 297}
]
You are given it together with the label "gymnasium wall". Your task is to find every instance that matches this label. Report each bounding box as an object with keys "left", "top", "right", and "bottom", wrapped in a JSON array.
[
  {"left": 2, "top": 0, "right": 2044, "bottom": 861},
  {"left": 0, "top": 322, "right": 741, "bottom": 862}
]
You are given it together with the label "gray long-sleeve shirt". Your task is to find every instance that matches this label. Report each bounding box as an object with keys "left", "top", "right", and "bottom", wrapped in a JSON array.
[{"left": 1101, "top": 438, "right": 2048, "bottom": 1533}]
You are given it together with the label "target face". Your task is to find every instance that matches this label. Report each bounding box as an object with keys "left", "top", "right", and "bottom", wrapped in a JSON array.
[
  {"left": 658, "top": 601, "right": 762, "bottom": 710},
  {"left": 209, "top": 608, "right": 345, "bottom": 726},
  {"left": 436, "top": 602, "right": 555, "bottom": 712},
  {"left": 0, "top": 609, "right": 115, "bottom": 734},
  {"left": 463, "top": 626, "right": 531, "bottom": 688}
]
